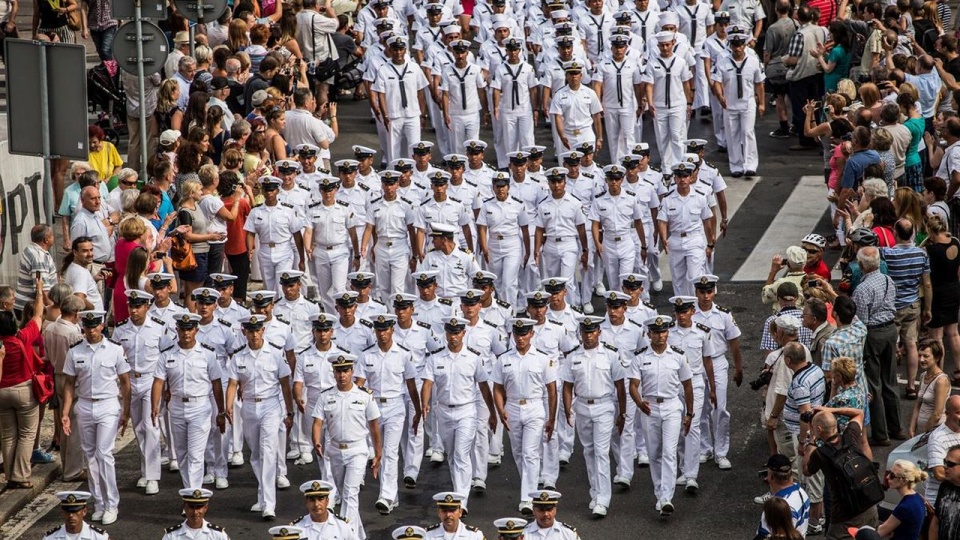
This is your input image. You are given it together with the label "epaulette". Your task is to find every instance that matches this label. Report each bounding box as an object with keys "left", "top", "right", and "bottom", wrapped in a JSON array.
[
  {"left": 207, "top": 523, "right": 224, "bottom": 532},
  {"left": 45, "top": 525, "right": 63, "bottom": 536},
  {"left": 668, "top": 321, "right": 677, "bottom": 328},
  {"left": 634, "top": 346, "right": 649, "bottom": 355},
  {"left": 597, "top": 189, "right": 607, "bottom": 197},
  {"left": 465, "top": 179, "right": 477, "bottom": 187},
  {"left": 414, "top": 182, "right": 427, "bottom": 190},
  {"left": 305, "top": 297, "right": 320, "bottom": 306},
  {"left": 108, "top": 338, "right": 121, "bottom": 346},
  {"left": 483, "top": 196, "right": 495, "bottom": 204},
  {"left": 358, "top": 385, "right": 373, "bottom": 394},
  {"left": 335, "top": 513, "right": 349, "bottom": 522},
  {"left": 582, "top": 172, "right": 595, "bottom": 179},
  {"left": 400, "top": 197, "right": 412, "bottom": 205},
  {"left": 510, "top": 196, "right": 523, "bottom": 204},
  {"left": 465, "top": 524, "right": 480, "bottom": 532},
  {"left": 417, "top": 320, "right": 432, "bottom": 330},
  {"left": 397, "top": 343, "right": 410, "bottom": 351},
  {"left": 90, "top": 525, "right": 106, "bottom": 535},
  {"left": 548, "top": 319, "right": 562, "bottom": 326},
  {"left": 651, "top": 166, "right": 661, "bottom": 172},
  {"left": 232, "top": 344, "right": 247, "bottom": 355},
  {"left": 337, "top": 200, "right": 349, "bottom": 207},
  {"left": 359, "top": 183, "right": 371, "bottom": 192},
  {"left": 628, "top": 318, "right": 642, "bottom": 327},
  {"left": 201, "top": 343, "right": 216, "bottom": 352},
  {"left": 449, "top": 196, "right": 462, "bottom": 203},
  {"left": 483, "top": 319, "right": 497, "bottom": 328},
  {"left": 564, "top": 345, "right": 581, "bottom": 355},
  {"left": 269, "top": 341, "right": 283, "bottom": 350},
  {"left": 281, "top": 202, "right": 294, "bottom": 208},
  {"left": 115, "top": 318, "right": 129, "bottom": 326},
  {"left": 696, "top": 322, "right": 711, "bottom": 333},
  {"left": 561, "top": 522, "right": 577, "bottom": 533},
  {"left": 570, "top": 305, "right": 583, "bottom": 314},
  {"left": 275, "top": 317, "right": 290, "bottom": 325},
  {"left": 604, "top": 342, "right": 619, "bottom": 352},
  {"left": 537, "top": 195, "right": 550, "bottom": 205},
  {"left": 165, "top": 523, "right": 183, "bottom": 533},
  {"left": 421, "top": 198, "right": 432, "bottom": 206},
  {"left": 496, "top": 299, "right": 511, "bottom": 309},
  {"left": 309, "top": 201, "right": 322, "bottom": 208},
  {"left": 321, "top": 386, "right": 336, "bottom": 393},
  {"left": 438, "top": 298, "right": 453, "bottom": 306},
  {"left": 290, "top": 515, "right": 305, "bottom": 525},
  {"left": 625, "top": 189, "right": 636, "bottom": 197},
  {"left": 716, "top": 305, "right": 731, "bottom": 313},
  {"left": 360, "top": 318, "right": 374, "bottom": 328},
  {"left": 569, "top": 193, "right": 583, "bottom": 202},
  {"left": 298, "top": 345, "right": 313, "bottom": 355},
  {"left": 643, "top": 301, "right": 655, "bottom": 309},
  {"left": 371, "top": 196, "right": 383, "bottom": 203},
  {"left": 427, "top": 524, "right": 442, "bottom": 531},
  {"left": 467, "top": 346, "right": 481, "bottom": 356},
  {"left": 218, "top": 318, "right": 232, "bottom": 327},
  {"left": 160, "top": 344, "right": 176, "bottom": 353},
  {"left": 670, "top": 345, "right": 685, "bottom": 354}
]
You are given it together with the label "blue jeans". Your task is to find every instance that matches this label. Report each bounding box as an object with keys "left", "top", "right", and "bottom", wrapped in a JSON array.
[{"left": 90, "top": 25, "right": 118, "bottom": 62}]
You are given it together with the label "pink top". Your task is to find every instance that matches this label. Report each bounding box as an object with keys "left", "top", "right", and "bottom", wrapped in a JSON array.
[
  {"left": 828, "top": 144, "right": 845, "bottom": 191},
  {"left": 112, "top": 238, "right": 144, "bottom": 322}
]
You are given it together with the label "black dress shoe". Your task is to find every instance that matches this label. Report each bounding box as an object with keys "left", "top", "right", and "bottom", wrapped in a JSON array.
[
  {"left": 731, "top": 171, "right": 743, "bottom": 178},
  {"left": 870, "top": 438, "right": 892, "bottom": 447},
  {"left": 745, "top": 171, "right": 757, "bottom": 177},
  {"left": 717, "top": 146, "right": 727, "bottom": 153}
]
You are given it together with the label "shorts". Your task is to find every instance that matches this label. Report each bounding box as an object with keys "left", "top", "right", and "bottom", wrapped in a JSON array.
[
  {"left": 894, "top": 301, "right": 921, "bottom": 345},
  {"left": 178, "top": 251, "right": 209, "bottom": 283},
  {"left": 804, "top": 470, "right": 825, "bottom": 503},
  {"left": 765, "top": 79, "right": 788, "bottom": 96}
]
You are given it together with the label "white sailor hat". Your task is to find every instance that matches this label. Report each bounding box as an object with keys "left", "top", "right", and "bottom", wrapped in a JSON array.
[
  {"left": 300, "top": 480, "right": 335, "bottom": 497},
  {"left": 429, "top": 222, "right": 457, "bottom": 237},
  {"left": 644, "top": 315, "right": 673, "bottom": 331},
  {"left": 179, "top": 488, "right": 213, "bottom": 503},
  {"left": 443, "top": 24, "right": 463, "bottom": 35},
  {"left": 249, "top": 290, "right": 277, "bottom": 306},
  {"left": 125, "top": 289, "right": 154, "bottom": 305},
  {"left": 296, "top": 143, "right": 320, "bottom": 156},
  {"left": 655, "top": 30, "right": 676, "bottom": 42},
  {"left": 353, "top": 145, "right": 377, "bottom": 157},
  {"left": 410, "top": 141, "right": 434, "bottom": 154},
  {"left": 658, "top": 11, "right": 678, "bottom": 27},
  {"left": 79, "top": 310, "right": 107, "bottom": 327},
  {"left": 432, "top": 491, "right": 466, "bottom": 507},
  {"left": 279, "top": 270, "right": 305, "bottom": 285},
  {"left": 276, "top": 159, "right": 301, "bottom": 172},
  {"left": 191, "top": 287, "right": 221, "bottom": 303},
  {"left": 270, "top": 526, "right": 305, "bottom": 540},
  {"left": 393, "top": 526, "right": 428, "bottom": 540}
]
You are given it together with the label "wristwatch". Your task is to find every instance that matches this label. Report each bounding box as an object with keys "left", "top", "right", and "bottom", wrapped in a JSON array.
[{"left": 685, "top": 412, "right": 694, "bottom": 418}]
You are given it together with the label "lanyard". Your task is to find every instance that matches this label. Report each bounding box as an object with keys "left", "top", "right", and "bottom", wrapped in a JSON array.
[
  {"left": 589, "top": 14, "right": 606, "bottom": 54},
  {"left": 636, "top": 11, "right": 649, "bottom": 41}
]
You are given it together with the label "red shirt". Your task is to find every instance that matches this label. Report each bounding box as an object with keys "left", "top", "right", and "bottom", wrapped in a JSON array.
[
  {"left": 0, "top": 319, "right": 42, "bottom": 387},
  {"left": 804, "top": 260, "right": 832, "bottom": 282},
  {"left": 806, "top": 0, "right": 837, "bottom": 27},
  {"left": 224, "top": 195, "right": 252, "bottom": 256}
]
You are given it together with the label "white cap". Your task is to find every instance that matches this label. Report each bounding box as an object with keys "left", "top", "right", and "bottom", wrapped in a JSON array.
[
  {"left": 655, "top": 30, "right": 676, "bottom": 43},
  {"left": 159, "top": 129, "right": 181, "bottom": 146}
]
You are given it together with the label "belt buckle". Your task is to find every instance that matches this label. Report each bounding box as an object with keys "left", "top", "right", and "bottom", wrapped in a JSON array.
[
  {"left": 268, "top": 242, "right": 277, "bottom": 247},
  {"left": 613, "top": 237, "right": 622, "bottom": 241},
  {"left": 182, "top": 397, "right": 190, "bottom": 402},
  {"left": 338, "top": 443, "right": 349, "bottom": 450},
  {"left": 385, "top": 241, "right": 394, "bottom": 247},
  {"left": 586, "top": 399, "right": 596, "bottom": 404},
  {"left": 555, "top": 237, "right": 562, "bottom": 242},
  {"left": 572, "top": 129, "right": 581, "bottom": 136},
  {"left": 496, "top": 234, "right": 504, "bottom": 240},
  {"left": 656, "top": 398, "right": 665, "bottom": 404},
  {"left": 518, "top": 399, "right": 527, "bottom": 405},
  {"left": 378, "top": 398, "right": 388, "bottom": 403}
]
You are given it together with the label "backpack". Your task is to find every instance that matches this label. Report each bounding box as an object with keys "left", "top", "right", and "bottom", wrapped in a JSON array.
[{"left": 817, "top": 437, "right": 885, "bottom": 517}]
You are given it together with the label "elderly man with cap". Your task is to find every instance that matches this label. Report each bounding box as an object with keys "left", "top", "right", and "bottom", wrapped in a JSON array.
[
  {"left": 60, "top": 311, "right": 131, "bottom": 525},
  {"left": 493, "top": 318, "right": 558, "bottom": 513},
  {"left": 225, "top": 314, "right": 295, "bottom": 520},
  {"left": 372, "top": 36, "right": 430, "bottom": 164},
  {"left": 355, "top": 314, "right": 421, "bottom": 514},
  {"left": 760, "top": 321, "right": 810, "bottom": 483},
  {"left": 311, "top": 353, "right": 381, "bottom": 540},
  {"left": 477, "top": 174, "right": 532, "bottom": 307},
  {"left": 692, "top": 274, "right": 742, "bottom": 470},
  {"left": 590, "top": 164, "right": 647, "bottom": 292},
  {"left": 245, "top": 176, "right": 307, "bottom": 293},
  {"left": 710, "top": 31, "right": 765, "bottom": 178},
  {"left": 643, "top": 30, "right": 694, "bottom": 170},
  {"left": 292, "top": 480, "right": 358, "bottom": 540},
  {"left": 44, "top": 491, "right": 109, "bottom": 540},
  {"left": 657, "top": 161, "right": 715, "bottom": 296},
  {"left": 561, "top": 316, "right": 628, "bottom": 517},
  {"left": 162, "top": 489, "right": 228, "bottom": 540},
  {"left": 523, "top": 490, "right": 579, "bottom": 540},
  {"left": 630, "top": 314, "right": 695, "bottom": 517},
  {"left": 426, "top": 492, "right": 484, "bottom": 540},
  {"left": 306, "top": 175, "right": 361, "bottom": 312},
  {"left": 152, "top": 313, "right": 226, "bottom": 491},
  {"left": 533, "top": 168, "right": 589, "bottom": 308},
  {"left": 492, "top": 37, "right": 539, "bottom": 169},
  {"left": 361, "top": 169, "right": 418, "bottom": 303},
  {"left": 415, "top": 172, "right": 473, "bottom": 256},
  {"left": 761, "top": 246, "right": 810, "bottom": 312},
  {"left": 549, "top": 61, "right": 603, "bottom": 154},
  {"left": 440, "top": 39, "right": 488, "bottom": 156},
  {"left": 668, "top": 296, "right": 716, "bottom": 493},
  {"left": 593, "top": 35, "right": 645, "bottom": 163},
  {"left": 419, "top": 222, "right": 481, "bottom": 298},
  {"left": 760, "top": 282, "right": 814, "bottom": 356},
  {"left": 112, "top": 289, "right": 174, "bottom": 496}
]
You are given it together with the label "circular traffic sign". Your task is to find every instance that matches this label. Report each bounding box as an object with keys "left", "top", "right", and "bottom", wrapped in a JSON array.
[
  {"left": 173, "top": 0, "right": 228, "bottom": 24},
  {"left": 113, "top": 20, "right": 167, "bottom": 77}
]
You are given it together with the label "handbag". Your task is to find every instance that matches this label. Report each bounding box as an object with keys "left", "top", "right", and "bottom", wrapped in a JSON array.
[
  {"left": 311, "top": 14, "right": 340, "bottom": 82},
  {"left": 170, "top": 233, "right": 198, "bottom": 272},
  {"left": 66, "top": 8, "right": 82, "bottom": 32},
  {"left": 17, "top": 338, "right": 54, "bottom": 404}
]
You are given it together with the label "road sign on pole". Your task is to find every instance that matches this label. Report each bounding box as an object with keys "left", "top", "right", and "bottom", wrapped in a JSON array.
[{"left": 112, "top": 0, "right": 165, "bottom": 20}]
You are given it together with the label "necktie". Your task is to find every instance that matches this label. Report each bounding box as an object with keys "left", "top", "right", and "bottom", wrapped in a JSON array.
[
  {"left": 657, "top": 57, "right": 675, "bottom": 108},
  {"left": 733, "top": 57, "right": 747, "bottom": 99},
  {"left": 390, "top": 63, "right": 409, "bottom": 108},
  {"left": 591, "top": 14, "right": 606, "bottom": 54},
  {"left": 505, "top": 63, "right": 521, "bottom": 110},
  {"left": 453, "top": 66, "right": 470, "bottom": 109},
  {"left": 684, "top": 5, "right": 698, "bottom": 45},
  {"left": 613, "top": 60, "right": 625, "bottom": 105},
  {"left": 637, "top": 11, "right": 649, "bottom": 41}
]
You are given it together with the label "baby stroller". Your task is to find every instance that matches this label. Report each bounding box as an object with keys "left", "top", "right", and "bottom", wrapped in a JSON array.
[{"left": 87, "top": 61, "right": 128, "bottom": 146}]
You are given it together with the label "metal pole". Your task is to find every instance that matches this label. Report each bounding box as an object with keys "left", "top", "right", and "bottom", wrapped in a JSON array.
[
  {"left": 136, "top": 0, "right": 148, "bottom": 180},
  {"left": 38, "top": 43, "right": 53, "bottom": 225}
]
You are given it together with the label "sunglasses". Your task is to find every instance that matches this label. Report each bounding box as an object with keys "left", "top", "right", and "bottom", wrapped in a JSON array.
[
  {"left": 946, "top": 460, "right": 960, "bottom": 469},
  {"left": 804, "top": 247, "right": 820, "bottom": 254},
  {"left": 120, "top": 180, "right": 138, "bottom": 187}
]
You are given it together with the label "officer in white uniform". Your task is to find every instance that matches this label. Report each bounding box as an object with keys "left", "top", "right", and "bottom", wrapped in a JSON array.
[
  {"left": 244, "top": 176, "right": 307, "bottom": 293},
  {"left": 414, "top": 172, "right": 473, "bottom": 259},
  {"left": 277, "top": 160, "right": 311, "bottom": 219},
  {"left": 710, "top": 32, "right": 765, "bottom": 177},
  {"left": 43, "top": 492, "right": 109, "bottom": 540},
  {"left": 349, "top": 271, "right": 389, "bottom": 322},
  {"left": 493, "top": 318, "right": 558, "bottom": 514},
  {"left": 421, "top": 316, "right": 497, "bottom": 512},
  {"left": 628, "top": 147, "right": 667, "bottom": 293},
  {"left": 333, "top": 292, "right": 377, "bottom": 355},
  {"left": 692, "top": 274, "right": 742, "bottom": 470},
  {"left": 269, "top": 526, "right": 306, "bottom": 540},
  {"left": 594, "top": 35, "right": 645, "bottom": 163},
  {"left": 492, "top": 37, "right": 538, "bottom": 169},
  {"left": 643, "top": 31, "right": 694, "bottom": 169},
  {"left": 441, "top": 39, "right": 488, "bottom": 155},
  {"left": 630, "top": 315, "right": 695, "bottom": 517},
  {"left": 212, "top": 274, "right": 250, "bottom": 327},
  {"left": 210, "top": 275, "right": 249, "bottom": 467},
  {"left": 161, "top": 489, "right": 229, "bottom": 540},
  {"left": 657, "top": 162, "right": 715, "bottom": 296},
  {"left": 534, "top": 168, "right": 589, "bottom": 307},
  {"left": 362, "top": 171, "right": 418, "bottom": 303},
  {"left": 523, "top": 491, "right": 580, "bottom": 540},
  {"left": 494, "top": 517, "right": 526, "bottom": 540},
  {"left": 291, "top": 480, "right": 359, "bottom": 540},
  {"left": 419, "top": 223, "right": 481, "bottom": 298},
  {"left": 667, "top": 296, "right": 717, "bottom": 493},
  {"left": 355, "top": 314, "right": 421, "bottom": 515},
  {"left": 561, "top": 316, "right": 627, "bottom": 517},
  {"left": 147, "top": 273, "right": 188, "bottom": 328},
  {"left": 549, "top": 61, "right": 604, "bottom": 153},
  {"left": 393, "top": 526, "right": 429, "bottom": 540},
  {"left": 589, "top": 165, "right": 647, "bottom": 291},
  {"left": 152, "top": 313, "right": 225, "bottom": 491},
  {"left": 311, "top": 355, "right": 382, "bottom": 540},
  {"left": 372, "top": 36, "right": 430, "bottom": 164},
  {"left": 477, "top": 174, "right": 531, "bottom": 308},
  {"left": 425, "top": 492, "right": 484, "bottom": 540},
  {"left": 414, "top": 271, "right": 455, "bottom": 335},
  {"left": 307, "top": 176, "right": 361, "bottom": 312},
  {"left": 700, "top": 13, "right": 731, "bottom": 152},
  {"left": 676, "top": 0, "right": 715, "bottom": 113},
  {"left": 112, "top": 289, "right": 172, "bottom": 496},
  {"left": 60, "top": 311, "right": 131, "bottom": 526},
  {"left": 224, "top": 315, "right": 295, "bottom": 520}
]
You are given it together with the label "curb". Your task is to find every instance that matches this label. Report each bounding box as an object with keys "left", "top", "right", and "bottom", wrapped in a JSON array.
[{"left": 0, "top": 461, "right": 62, "bottom": 526}]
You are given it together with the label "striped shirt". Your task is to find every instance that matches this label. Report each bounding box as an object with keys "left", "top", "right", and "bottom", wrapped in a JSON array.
[
  {"left": 881, "top": 245, "right": 929, "bottom": 310},
  {"left": 758, "top": 483, "right": 810, "bottom": 537},
  {"left": 822, "top": 319, "right": 868, "bottom": 393},
  {"left": 852, "top": 270, "right": 897, "bottom": 326},
  {"left": 760, "top": 306, "right": 813, "bottom": 351},
  {"left": 783, "top": 363, "right": 826, "bottom": 434},
  {"left": 14, "top": 243, "right": 57, "bottom": 311}
]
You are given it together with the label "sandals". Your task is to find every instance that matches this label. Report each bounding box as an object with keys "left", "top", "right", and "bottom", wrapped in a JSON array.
[{"left": 5, "top": 481, "right": 34, "bottom": 489}]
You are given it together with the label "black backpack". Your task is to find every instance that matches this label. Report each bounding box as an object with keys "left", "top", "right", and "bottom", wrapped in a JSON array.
[{"left": 818, "top": 438, "right": 885, "bottom": 516}]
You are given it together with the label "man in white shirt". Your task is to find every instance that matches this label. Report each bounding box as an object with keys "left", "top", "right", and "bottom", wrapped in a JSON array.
[
  {"left": 371, "top": 36, "right": 430, "bottom": 165},
  {"left": 643, "top": 31, "right": 694, "bottom": 170}
]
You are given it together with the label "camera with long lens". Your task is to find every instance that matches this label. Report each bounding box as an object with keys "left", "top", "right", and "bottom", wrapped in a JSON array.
[{"left": 749, "top": 370, "right": 773, "bottom": 391}]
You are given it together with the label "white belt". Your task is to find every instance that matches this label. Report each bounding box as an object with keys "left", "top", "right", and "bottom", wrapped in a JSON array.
[
  {"left": 79, "top": 396, "right": 119, "bottom": 402},
  {"left": 508, "top": 398, "right": 540, "bottom": 405}
]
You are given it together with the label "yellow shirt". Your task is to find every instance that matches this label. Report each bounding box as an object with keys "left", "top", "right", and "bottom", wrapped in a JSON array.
[{"left": 89, "top": 142, "right": 123, "bottom": 180}]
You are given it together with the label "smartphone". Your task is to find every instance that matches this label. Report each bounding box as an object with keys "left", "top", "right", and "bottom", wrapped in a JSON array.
[
  {"left": 154, "top": 252, "right": 166, "bottom": 260},
  {"left": 35, "top": 270, "right": 41, "bottom": 279},
  {"left": 808, "top": 280, "right": 818, "bottom": 288}
]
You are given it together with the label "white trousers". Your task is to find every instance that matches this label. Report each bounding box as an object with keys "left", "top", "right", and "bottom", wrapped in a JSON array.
[
  {"left": 449, "top": 113, "right": 480, "bottom": 157},
  {"left": 130, "top": 378, "right": 161, "bottom": 481},
  {"left": 611, "top": 398, "right": 636, "bottom": 482},
  {"left": 647, "top": 399, "right": 683, "bottom": 503},
  {"left": 328, "top": 443, "right": 369, "bottom": 540},
  {"left": 678, "top": 374, "right": 705, "bottom": 479},
  {"left": 709, "top": 92, "right": 727, "bottom": 149},
  {"left": 76, "top": 398, "right": 121, "bottom": 512},
  {"left": 724, "top": 106, "right": 758, "bottom": 174},
  {"left": 605, "top": 109, "right": 638, "bottom": 165},
  {"left": 402, "top": 381, "right": 424, "bottom": 481},
  {"left": 378, "top": 398, "right": 406, "bottom": 504},
  {"left": 635, "top": 406, "right": 649, "bottom": 459},
  {"left": 653, "top": 107, "right": 688, "bottom": 170},
  {"left": 427, "top": 95, "right": 450, "bottom": 156},
  {"left": 436, "top": 403, "right": 478, "bottom": 509},
  {"left": 667, "top": 234, "right": 707, "bottom": 297},
  {"left": 692, "top": 61, "right": 710, "bottom": 110},
  {"left": 471, "top": 395, "right": 491, "bottom": 482},
  {"left": 601, "top": 236, "right": 637, "bottom": 293},
  {"left": 700, "top": 356, "right": 731, "bottom": 459},
  {"left": 541, "top": 239, "right": 581, "bottom": 306},
  {"left": 243, "top": 398, "right": 282, "bottom": 513},
  {"left": 205, "top": 382, "right": 229, "bottom": 480},
  {"left": 374, "top": 242, "right": 411, "bottom": 304},
  {"left": 576, "top": 399, "right": 616, "bottom": 507},
  {"left": 540, "top": 396, "right": 560, "bottom": 487},
  {"left": 506, "top": 400, "right": 545, "bottom": 503},
  {"left": 386, "top": 116, "right": 421, "bottom": 165},
  {"left": 488, "top": 239, "right": 523, "bottom": 307},
  {"left": 312, "top": 245, "right": 351, "bottom": 313},
  {"left": 498, "top": 111, "right": 534, "bottom": 168},
  {"left": 257, "top": 249, "right": 295, "bottom": 294},
  {"left": 169, "top": 399, "right": 212, "bottom": 489}
]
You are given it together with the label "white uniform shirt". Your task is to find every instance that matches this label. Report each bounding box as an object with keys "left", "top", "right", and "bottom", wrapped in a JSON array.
[
  {"left": 693, "top": 304, "right": 741, "bottom": 357},
  {"left": 313, "top": 383, "right": 381, "bottom": 443},
  {"left": 632, "top": 344, "right": 692, "bottom": 399},
  {"left": 595, "top": 58, "right": 645, "bottom": 111},
  {"left": 226, "top": 343, "right": 292, "bottom": 400},
  {"left": 196, "top": 319, "right": 240, "bottom": 368},
  {"left": 356, "top": 342, "right": 417, "bottom": 398},
  {"left": 643, "top": 53, "right": 693, "bottom": 109},
  {"left": 667, "top": 322, "right": 715, "bottom": 375},
  {"left": 539, "top": 57, "right": 593, "bottom": 94},
  {"left": 243, "top": 203, "right": 307, "bottom": 249},
  {"left": 589, "top": 191, "right": 642, "bottom": 236},
  {"left": 309, "top": 201, "right": 357, "bottom": 248},
  {"left": 579, "top": 11, "right": 615, "bottom": 60},
  {"left": 535, "top": 193, "right": 587, "bottom": 238},
  {"left": 676, "top": 2, "right": 714, "bottom": 50},
  {"left": 630, "top": 8, "right": 660, "bottom": 43},
  {"left": 44, "top": 523, "right": 110, "bottom": 540},
  {"left": 334, "top": 320, "right": 376, "bottom": 356},
  {"left": 418, "top": 249, "right": 481, "bottom": 298},
  {"left": 600, "top": 319, "right": 647, "bottom": 362},
  {"left": 533, "top": 321, "right": 577, "bottom": 357},
  {"left": 416, "top": 197, "right": 472, "bottom": 243},
  {"left": 113, "top": 317, "right": 174, "bottom": 378},
  {"left": 356, "top": 300, "right": 389, "bottom": 322},
  {"left": 155, "top": 343, "right": 223, "bottom": 398},
  {"left": 295, "top": 345, "right": 352, "bottom": 399},
  {"left": 441, "top": 64, "right": 487, "bottom": 115},
  {"left": 291, "top": 513, "right": 359, "bottom": 540},
  {"left": 263, "top": 318, "right": 297, "bottom": 353},
  {"left": 393, "top": 321, "right": 442, "bottom": 376},
  {"left": 548, "top": 85, "right": 603, "bottom": 131},
  {"left": 215, "top": 301, "right": 250, "bottom": 328},
  {"left": 561, "top": 343, "right": 626, "bottom": 399},
  {"left": 414, "top": 298, "right": 454, "bottom": 334},
  {"left": 423, "top": 346, "right": 489, "bottom": 405},
  {"left": 493, "top": 347, "right": 557, "bottom": 399},
  {"left": 371, "top": 60, "right": 430, "bottom": 119},
  {"left": 278, "top": 186, "right": 313, "bottom": 220},
  {"left": 477, "top": 196, "right": 531, "bottom": 240},
  {"left": 365, "top": 196, "right": 416, "bottom": 241},
  {"left": 719, "top": 0, "right": 765, "bottom": 31},
  {"left": 424, "top": 522, "right": 484, "bottom": 540},
  {"left": 657, "top": 190, "right": 712, "bottom": 235},
  {"left": 492, "top": 61, "right": 537, "bottom": 113},
  {"left": 711, "top": 53, "right": 765, "bottom": 111},
  {"left": 63, "top": 338, "right": 130, "bottom": 399},
  {"left": 523, "top": 520, "right": 581, "bottom": 540},
  {"left": 274, "top": 297, "right": 322, "bottom": 351},
  {"left": 148, "top": 301, "right": 189, "bottom": 329}
]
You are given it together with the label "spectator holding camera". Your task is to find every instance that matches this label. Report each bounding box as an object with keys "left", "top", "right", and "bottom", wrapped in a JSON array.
[
  {"left": 783, "top": 341, "right": 827, "bottom": 534},
  {"left": 760, "top": 282, "right": 813, "bottom": 357},
  {"left": 762, "top": 246, "right": 809, "bottom": 312},
  {"left": 754, "top": 454, "right": 811, "bottom": 539},
  {"left": 762, "top": 329, "right": 810, "bottom": 473}
]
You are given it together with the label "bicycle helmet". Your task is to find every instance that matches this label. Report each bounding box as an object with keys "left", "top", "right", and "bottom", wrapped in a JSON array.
[
  {"left": 848, "top": 228, "right": 878, "bottom": 246},
  {"left": 801, "top": 233, "right": 827, "bottom": 249}
]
